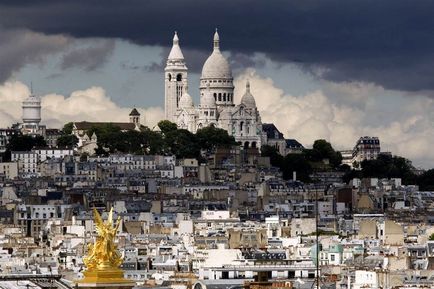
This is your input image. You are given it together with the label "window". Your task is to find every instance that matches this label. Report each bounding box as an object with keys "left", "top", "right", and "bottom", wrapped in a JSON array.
[
  {"left": 330, "top": 254, "right": 335, "bottom": 261},
  {"left": 176, "top": 74, "right": 182, "bottom": 81}
]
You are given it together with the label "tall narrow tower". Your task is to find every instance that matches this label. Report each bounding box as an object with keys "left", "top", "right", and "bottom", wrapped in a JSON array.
[
  {"left": 22, "top": 89, "right": 41, "bottom": 134},
  {"left": 165, "top": 31, "right": 188, "bottom": 122}
]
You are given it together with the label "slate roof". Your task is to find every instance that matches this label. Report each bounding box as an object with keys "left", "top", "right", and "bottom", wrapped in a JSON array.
[
  {"left": 262, "top": 123, "right": 284, "bottom": 139},
  {"left": 129, "top": 108, "right": 140, "bottom": 116},
  {"left": 285, "top": 139, "right": 304, "bottom": 149},
  {"left": 74, "top": 121, "right": 136, "bottom": 131}
]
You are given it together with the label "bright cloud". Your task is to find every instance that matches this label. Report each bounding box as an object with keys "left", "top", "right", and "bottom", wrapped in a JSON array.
[
  {"left": 1, "top": 74, "right": 434, "bottom": 169},
  {"left": 0, "top": 80, "right": 164, "bottom": 129},
  {"left": 234, "top": 69, "right": 434, "bottom": 169}
]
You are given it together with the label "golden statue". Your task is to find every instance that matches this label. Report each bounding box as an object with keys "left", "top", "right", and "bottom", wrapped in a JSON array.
[
  {"left": 77, "top": 208, "right": 134, "bottom": 286},
  {"left": 84, "top": 208, "right": 123, "bottom": 270}
]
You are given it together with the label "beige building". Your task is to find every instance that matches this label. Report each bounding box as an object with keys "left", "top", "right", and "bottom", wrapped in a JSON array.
[
  {"left": 290, "top": 218, "right": 316, "bottom": 237},
  {"left": 381, "top": 220, "right": 404, "bottom": 246},
  {"left": 227, "top": 228, "right": 267, "bottom": 249},
  {"left": 358, "top": 220, "right": 377, "bottom": 239},
  {"left": 0, "top": 162, "right": 18, "bottom": 179}
]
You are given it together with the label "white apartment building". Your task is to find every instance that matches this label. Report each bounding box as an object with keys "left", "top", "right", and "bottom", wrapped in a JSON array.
[
  {"left": 11, "top": 151, "right": 38, "bottom": 174},
  {"left": 34, "top": 148, "right": 74, "bottom": 162}
]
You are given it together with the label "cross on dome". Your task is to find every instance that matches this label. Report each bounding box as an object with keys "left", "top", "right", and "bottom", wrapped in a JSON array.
[
  {"left": 173, "top": 31, "right": 179, "bottom": 45},
  {"left": 213, "top": 28, "right": 220, "bottom": 51}
]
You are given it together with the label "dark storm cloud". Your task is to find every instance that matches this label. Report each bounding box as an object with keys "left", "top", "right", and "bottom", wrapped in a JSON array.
[
  {"left": 2, "top": 0, "right": 434, "bottom": 91},
  {"left": 0, "top": 27, "right": 70, "bottom": 82},
  {"left": 60, "top": 40, "right": 115, "bottom": 71}
]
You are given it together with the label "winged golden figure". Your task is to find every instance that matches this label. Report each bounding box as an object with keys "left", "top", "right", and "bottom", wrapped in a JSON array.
[{"left": 83, "top": 208, "right": 123, "bottom": 271}]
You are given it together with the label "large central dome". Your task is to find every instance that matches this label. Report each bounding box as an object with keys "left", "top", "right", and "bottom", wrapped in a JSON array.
[{"left": 201, "top": 30, "right": 232, "bottom": 79}]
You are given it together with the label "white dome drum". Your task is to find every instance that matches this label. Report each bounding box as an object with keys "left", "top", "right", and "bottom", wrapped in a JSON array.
[
  {"left": 200, "top": 83, "right": 216, "bottom": 108},
  {"left": 199, "top": 30, "right": 234, "bottom": 107}
]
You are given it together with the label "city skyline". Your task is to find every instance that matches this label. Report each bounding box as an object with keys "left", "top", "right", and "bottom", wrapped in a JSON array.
[{"left": 0, "top": 1, "right": 434, "bottom": 168}]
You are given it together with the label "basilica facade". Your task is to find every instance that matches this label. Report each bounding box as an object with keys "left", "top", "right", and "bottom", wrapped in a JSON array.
[{"left": 164, "top": 30, "right": 266, "bottom": 149}]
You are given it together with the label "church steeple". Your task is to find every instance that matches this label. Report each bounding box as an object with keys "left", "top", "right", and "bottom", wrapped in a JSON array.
[
  {"left": 168, "top": 31, "right": 185, "bottom": 61},
  {"left": 213, "top": 28, "right": 220, "bottom": 51},
  {"left": 165, "top": 31, "right": 188, "bottom": 122}
]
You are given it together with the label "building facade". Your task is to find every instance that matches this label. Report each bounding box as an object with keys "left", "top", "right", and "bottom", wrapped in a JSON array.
[
  {"left": 165, "top": 31, "right": 266, "bottom": 149},
  {"left": 341, "top": 136, "right": 382, "bottom": 169}
]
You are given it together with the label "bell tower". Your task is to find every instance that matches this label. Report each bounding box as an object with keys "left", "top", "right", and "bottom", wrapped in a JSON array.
[{"left": 165, "top": 31, "right": 188, "bottom": 122}]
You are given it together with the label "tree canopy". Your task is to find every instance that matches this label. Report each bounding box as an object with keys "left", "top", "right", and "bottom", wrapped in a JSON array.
[
  {"left": 304, "top": 139, "right": 342, "bottom": 168},
  {"left": 62, "top": 122, "right": 74, "bottom": 134},
  {"left": 1, "top": 134, "right": 47, "bottom": 162},
  {"left": 261, "top": 139, "right": 342, "bottom": 182},
  {"left": 57, "top": 134, "right": 79, "bottom": 148},
  {"left": 75, "top": 120, "right": 235, "bottom": 160},
  {"left": 7, "top": 135, "right": 46, "bottom": 151}
]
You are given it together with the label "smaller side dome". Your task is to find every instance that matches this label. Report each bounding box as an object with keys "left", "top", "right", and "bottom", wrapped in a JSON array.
[
  {"left": 240, "top": 80, "right": 256, "bottom": 108},
  {"left": 179, "top": 86, "right": 194, "bottom": 108},
  {"left": 200, "top": 83, "right": 216, "bottom": 108}
]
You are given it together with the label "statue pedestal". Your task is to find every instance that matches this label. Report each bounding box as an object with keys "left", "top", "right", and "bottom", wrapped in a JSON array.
[{"left": 75, "top": 269, "right": 135, "bottom": 289}]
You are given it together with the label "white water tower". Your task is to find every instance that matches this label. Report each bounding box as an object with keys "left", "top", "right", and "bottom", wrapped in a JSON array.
[{"left": 22, "top": 91, "right": 41, "bottom": 133}]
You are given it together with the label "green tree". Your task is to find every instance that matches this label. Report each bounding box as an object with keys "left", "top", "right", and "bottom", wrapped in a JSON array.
[
  {"left": 281, "top": 153, "right": 312, "bottom": 182},
  {"left": 418, "top": 169, "right": 434, "bottom": 191},
  {"left": 164, "top": 129, "right": 200, "bottom": 158},
  {"left": 158, "top": 120, "right": 178, "bottom": 135},
  {"left": 360, "top": 154, "right": 417, "bottom": 185},
  {"left": 196, "top": 126, "right": 236, "bottom": 151},
  {"left": 57, "top": 135, "right": 79, "bottom": 148},
  {"left": 140, "top": 128, "right": 164, "bottom": 155},
  {"left": 307, "top": 139, "right": 342, "bottom": 168},
  {"left": 7, "top": 135, "right": 46, "bottom": 151},
  {"left": 88, "top": 124, "right": 124, "bottom": 154},
  {"left": 261, "top": 145, "right": 283, "bottom": 168},
  {"left": 62, "top": 122, "right": 74, "bottom": 134}
]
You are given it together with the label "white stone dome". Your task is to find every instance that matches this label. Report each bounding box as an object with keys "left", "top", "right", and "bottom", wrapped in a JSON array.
[
  {"left": 200, "top": 84, "right": 216, "bottom": 107},
  {"left": 201, "top": 30, "right": 232, "bottom": 79},
  {"left": 240, "top": 80, "right": 256, "bottom": 108},
  {"left": 179, "top": 91, "right": 194, "bottom": 108}
]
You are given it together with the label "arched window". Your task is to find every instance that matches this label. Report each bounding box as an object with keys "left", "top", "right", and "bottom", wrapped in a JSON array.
[
  {"left": 176, "top": 74, "right": 182, "bottom": 81},
  {"left": 239, "top": 121, "right": 244, "bottom": 132},
  {"left": 244, "top": 142, "right": 249, "bottom": 149},
  {"left": 168, "top": 74, "right": 172, "bottom": 81},
  {"left": 223, "top": 93, "right": 226, "bottom": 101},
  {"left": 213, "top": 93, "right": 217, "bottom": 100},
  {"left": 218, "top": 93, "right": 222, "bottom": 101},
  {"left": 252, "top": 142, "right": 257, "bottom": 148}
]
